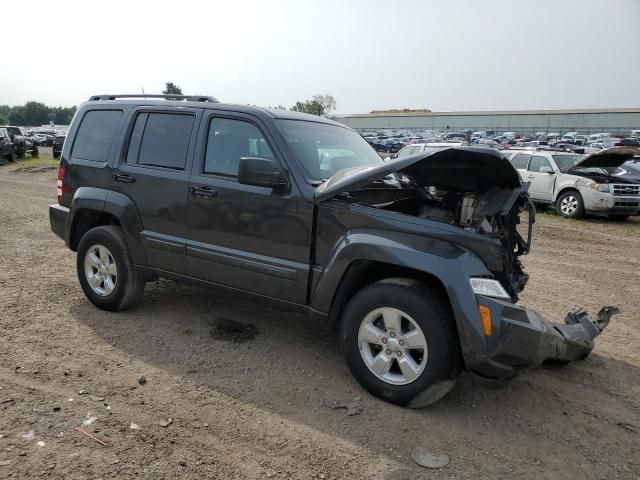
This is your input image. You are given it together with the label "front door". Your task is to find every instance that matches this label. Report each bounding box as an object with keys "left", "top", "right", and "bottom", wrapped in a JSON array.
[
  {"left": 525, "top": 155, "right": 556, "bottom": 202},
  {"left": 109, "top": 107, "right": 202, "bottom": 274},
  {"left": 184, "top": 112, "right": 313, "bottom": 304}
]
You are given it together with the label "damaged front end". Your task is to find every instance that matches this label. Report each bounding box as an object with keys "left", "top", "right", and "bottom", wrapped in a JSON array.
[{"left": 316, "top": 146, "right": 618, "bottom": 376}]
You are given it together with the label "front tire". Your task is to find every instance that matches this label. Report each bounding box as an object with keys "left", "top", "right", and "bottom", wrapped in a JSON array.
[
  {"left": 340, "top": 278, "right": 461, "bottom": 408},
  {"left": 556, "top": 190, "right": 585, "bottom": 218},
  {"left": 76, "top": 225, "right": 145, "bottom": 311},
  {"left": 31, "top": 146, "right": 39, "bottom": 158}
]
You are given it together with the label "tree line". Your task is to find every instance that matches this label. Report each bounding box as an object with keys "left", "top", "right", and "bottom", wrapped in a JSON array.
[
  {"left": 163, "top": 81, "right": 337, "bottom": 117},
  {"left": 0, "top": 102, "right": 77, "bottom": 127}
]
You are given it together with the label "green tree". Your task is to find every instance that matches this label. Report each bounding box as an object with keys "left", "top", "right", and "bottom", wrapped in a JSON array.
[
  {"left": 162, "top": 82, "right": 183, "bottom": 95},
  {"left": 0, "top": 114, "right": 6, "bottom": 125},
  {"left": 9, "top": 106, "right": 26, "bottom": 125},
  {"left": 49, "top": 106, "right": 77, "bottom": 124},
  {"left": 290, "top": 94, "right": 336, "bottom": 116},
  {"left": 22, "top": 102, "right": 50, "bottom": 126}
]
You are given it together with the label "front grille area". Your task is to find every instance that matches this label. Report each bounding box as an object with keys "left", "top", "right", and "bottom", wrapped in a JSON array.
[
  {"left": 613, "top": 184, "right": 640, "bottom": 196},
  {"left": 614, "top": 201, "right": 640, "bottom": 207}
]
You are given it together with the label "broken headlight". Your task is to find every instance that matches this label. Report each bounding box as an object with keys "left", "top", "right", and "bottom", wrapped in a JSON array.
[{"left": 470, "top": 278, "right": 511, "bottom": 300}]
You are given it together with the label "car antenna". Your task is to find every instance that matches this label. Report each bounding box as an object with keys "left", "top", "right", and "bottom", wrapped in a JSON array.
[{"left": 141, "top": 87, "right": 146, "bottom": 99}]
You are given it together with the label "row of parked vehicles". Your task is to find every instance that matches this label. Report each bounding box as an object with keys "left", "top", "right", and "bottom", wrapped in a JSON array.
[
  {"left": 362, "top": 128, "right": 640, "bottom": 155},
  {"left": 0, "top": 125, "right": 67, "bottom": 163}
]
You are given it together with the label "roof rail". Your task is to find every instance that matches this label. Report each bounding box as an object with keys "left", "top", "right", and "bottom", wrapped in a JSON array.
[{"left": 88, "top": 94, "right": 219, "bottom": 103}]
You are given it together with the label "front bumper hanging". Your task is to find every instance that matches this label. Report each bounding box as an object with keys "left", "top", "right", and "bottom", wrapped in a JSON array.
[{"left": 471, "top": 296, "right": 620, "bottom": 379}]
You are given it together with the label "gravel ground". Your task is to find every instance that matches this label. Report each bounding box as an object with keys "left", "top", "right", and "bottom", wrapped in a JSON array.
[{"left": 0, "top": 160, "right": 639, "bottom": 479}]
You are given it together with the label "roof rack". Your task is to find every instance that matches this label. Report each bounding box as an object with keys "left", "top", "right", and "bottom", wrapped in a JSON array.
[{"left": 88, "top": 94, "right": 219, "bottom": 103}]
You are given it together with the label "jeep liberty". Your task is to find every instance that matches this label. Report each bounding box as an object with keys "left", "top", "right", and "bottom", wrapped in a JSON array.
[{"left": 49, "top": 94, "right": 617, "bottom": 407}]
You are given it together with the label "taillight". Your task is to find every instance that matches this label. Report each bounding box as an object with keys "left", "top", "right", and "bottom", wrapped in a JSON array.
[{"left": 57, "top": 163, "right": 65, "bottom": 204}]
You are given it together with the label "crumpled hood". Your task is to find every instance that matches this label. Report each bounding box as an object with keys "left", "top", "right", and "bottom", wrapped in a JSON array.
[
  {"left": 568, "top": 146, "right": 640, "bottom": 171},
  {"left": 315, "top": 146, "right": 522, "bottom": 201}
]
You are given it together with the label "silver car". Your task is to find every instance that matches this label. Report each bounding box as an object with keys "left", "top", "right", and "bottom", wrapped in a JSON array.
[{"left": 503, "top": 147, "right": 640, "bottom": 219}]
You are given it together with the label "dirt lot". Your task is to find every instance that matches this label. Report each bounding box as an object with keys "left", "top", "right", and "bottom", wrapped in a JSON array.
[{"left": 1, "top": 155, "right": 639, "bottom": 479}]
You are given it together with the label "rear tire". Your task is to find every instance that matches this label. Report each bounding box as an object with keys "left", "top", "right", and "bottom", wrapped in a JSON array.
[
  {"left": 8, "top": 149, "right": 16, "bottom": 162},
  {"left": 76, "top": 225, "right": 145, "bottom": 311},
  {"left": 340, "top": 278, "right": 461, "bottom": 408},
  {"left": 556, "top": 190, "right": 585, "bottom": 218},
  {"left": 16, "top": 148, "right": 25, "bottom": 159}
]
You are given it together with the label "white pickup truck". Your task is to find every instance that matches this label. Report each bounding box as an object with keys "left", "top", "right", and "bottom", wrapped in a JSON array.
[{"left": 503, "top": 147, "right": 640, "bottom": 219}]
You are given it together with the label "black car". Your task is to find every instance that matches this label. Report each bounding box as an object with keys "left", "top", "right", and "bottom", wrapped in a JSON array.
[
  {"left": 48, "top": 94, "right": 616, "bottom": 407},
  {"left": 52, "top": 135, "right": 65, "bottom": 159},
  {"left": 0, "top": 127, "right": 15, "bottom": 162}
]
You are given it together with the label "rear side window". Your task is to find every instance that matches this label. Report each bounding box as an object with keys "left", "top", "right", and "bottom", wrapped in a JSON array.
[
  {"left": 528, "top": 155, "right": 552, "bottom": 172},
  {"left": 511, "top": 153, "right": 530, "bottom": 169},
  {"left": 204, "top": 118, "right": 274, "bottom": 178},
  {"left": 126, "top": 112, "right": 194, "bottom": 170},
  {"left": 71, "top": 110, "right": 123, "bottom": 162}
]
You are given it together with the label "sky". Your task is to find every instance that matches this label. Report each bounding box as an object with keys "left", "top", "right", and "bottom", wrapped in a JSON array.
[{"left": 3, "top": 0, "right": 640, "bottom": 114}]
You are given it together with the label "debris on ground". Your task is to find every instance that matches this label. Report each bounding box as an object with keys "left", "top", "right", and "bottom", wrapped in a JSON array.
[
  {"left": 0, "top": 398, "right": 13, "bottom": 405},
  {"left": 137, "top": 375, "right": 147, "bottom": 385},
  {"left": 78, "top": 390, "right": 88, "bottom": 395},
  {"left": 90, "top": 395, "right": 105, "bottom": 402},
  {"left": 74, "top": 427, "right": 108, "bottom": 447},
  {"left": 37, "top": 441, "right": 46, "bottom": 447},
  {"left": 82, "top": 415, "right": 97, "bottom": 426},
  {"left": 330, "top": 400, "right": 363, "bottom": 416},
  {"left": 410, "top": 447, "right": 449, "bottom": 469},
  {"left": 0, "top": 460, "right": 11, "bottom": 466},
  {"left": 21, "top": 430, "right": 35, "bottom": 440},
  {"left": 130, "top": 423, "right": 141, "bottom": 430},
  {"left": 159, "top": 418, "right": 173, "bottom": 428}
]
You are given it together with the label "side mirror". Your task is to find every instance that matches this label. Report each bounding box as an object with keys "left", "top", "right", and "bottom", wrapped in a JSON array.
[
  {"left": 238, "top": 157, "right": 288, "bottom": 190},
  {"left": 540, "top": 166, "right": 554, "bottom": 174}
]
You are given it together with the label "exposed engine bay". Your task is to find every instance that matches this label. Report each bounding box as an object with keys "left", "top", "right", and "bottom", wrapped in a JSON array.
[{"left": 317, "top": 147, "right": 537, "bottom": 300}]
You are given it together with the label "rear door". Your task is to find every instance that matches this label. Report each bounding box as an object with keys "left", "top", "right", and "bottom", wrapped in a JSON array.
[
  {"left": 184, "top": 111, "right": 313, "bottom": 304},
  {"left": 525, "top": 155, "right": 556, "bottom": 202},
  {"left": 109, "top": 107, "right": 202, "bottom": 274}
]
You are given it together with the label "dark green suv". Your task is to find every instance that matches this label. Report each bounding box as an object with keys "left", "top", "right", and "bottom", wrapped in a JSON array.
[{"left": 49, "top": 94, "right": 617, "bottom": 407}]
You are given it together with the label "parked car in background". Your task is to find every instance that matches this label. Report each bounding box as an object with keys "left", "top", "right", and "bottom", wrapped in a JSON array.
[
  {"left": 0, "top": 127, "right": 15, "bottom": 162},
  {"left": 614, "top": 138, "right": 640, "bottom": 147},
  {"left": 0, "top": 126, "right": 39, "bottom": 158},
  {"left": 52, "top": 135, "right": 65, "bottom": 159},
  {"left": 503, "top": 147, "right": 640, "bottom": 219},
  {"left": 560, "top": 132, "right": 578, "bottom": 143}
]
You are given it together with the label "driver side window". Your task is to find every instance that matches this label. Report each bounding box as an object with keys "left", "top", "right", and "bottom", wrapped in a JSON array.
[{"left": 528, "top": 156, "right": 552, "bottom": 173}]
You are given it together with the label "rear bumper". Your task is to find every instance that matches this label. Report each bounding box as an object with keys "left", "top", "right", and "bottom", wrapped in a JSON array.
[
  {"left": 49, "top": 204, "right": 69, "bottom": 243},
  {"left": 469, "top": 295, "right": 618, "bottom": 379}
]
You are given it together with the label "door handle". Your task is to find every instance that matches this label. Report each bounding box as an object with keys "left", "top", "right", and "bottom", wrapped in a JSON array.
[
  {"left": 113, "top": 172, "right": 136, "bottom": 183},
  {"left": 189, "top": 186, "right": 218, "bottom": 198},
  {"left": 526, "top": 175, "right": 535, "bottom": 179}
]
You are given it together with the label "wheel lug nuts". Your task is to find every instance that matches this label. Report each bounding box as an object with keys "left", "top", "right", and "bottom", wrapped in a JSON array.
[
  {"left": 397, "top": 351, "right": 402, "bottom": 356},
  {"left": 385, "top": 349, "right": 391, "bottom": 355},
  {"left": 390, "top": 332, "right": 396, "bottom": 338},
  {"left": 399, "top": 340, "right": 405, "bottom": 346},
  {"left": 381, "top": 338, "right": 388, "bottom": 344}
]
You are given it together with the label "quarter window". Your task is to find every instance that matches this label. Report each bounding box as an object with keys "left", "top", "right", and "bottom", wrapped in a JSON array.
[
  {"left": 72, "top": 110, "right": 123, "bottom": 162},
  {"left": 126, "top": 112, "right": 194, "bottom": 170},
  {"left": 528, "top": 155, "right": 553, "bottom": 172},
  {"left": 204, "top": 118, "right": 274, "bottom": 178}
]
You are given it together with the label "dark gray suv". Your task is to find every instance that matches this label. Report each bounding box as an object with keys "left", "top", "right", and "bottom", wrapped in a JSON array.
[{"left": 49, "top": 94, "right": 617, "bottom": 407}]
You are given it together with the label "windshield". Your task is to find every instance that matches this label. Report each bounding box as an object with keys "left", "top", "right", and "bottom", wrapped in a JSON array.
[
  {"left": 278, "top": 120, "right": 383, "bottom": 180},
  {"left": 553, "top": 154, "right": 584, "bottom": 172}
]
